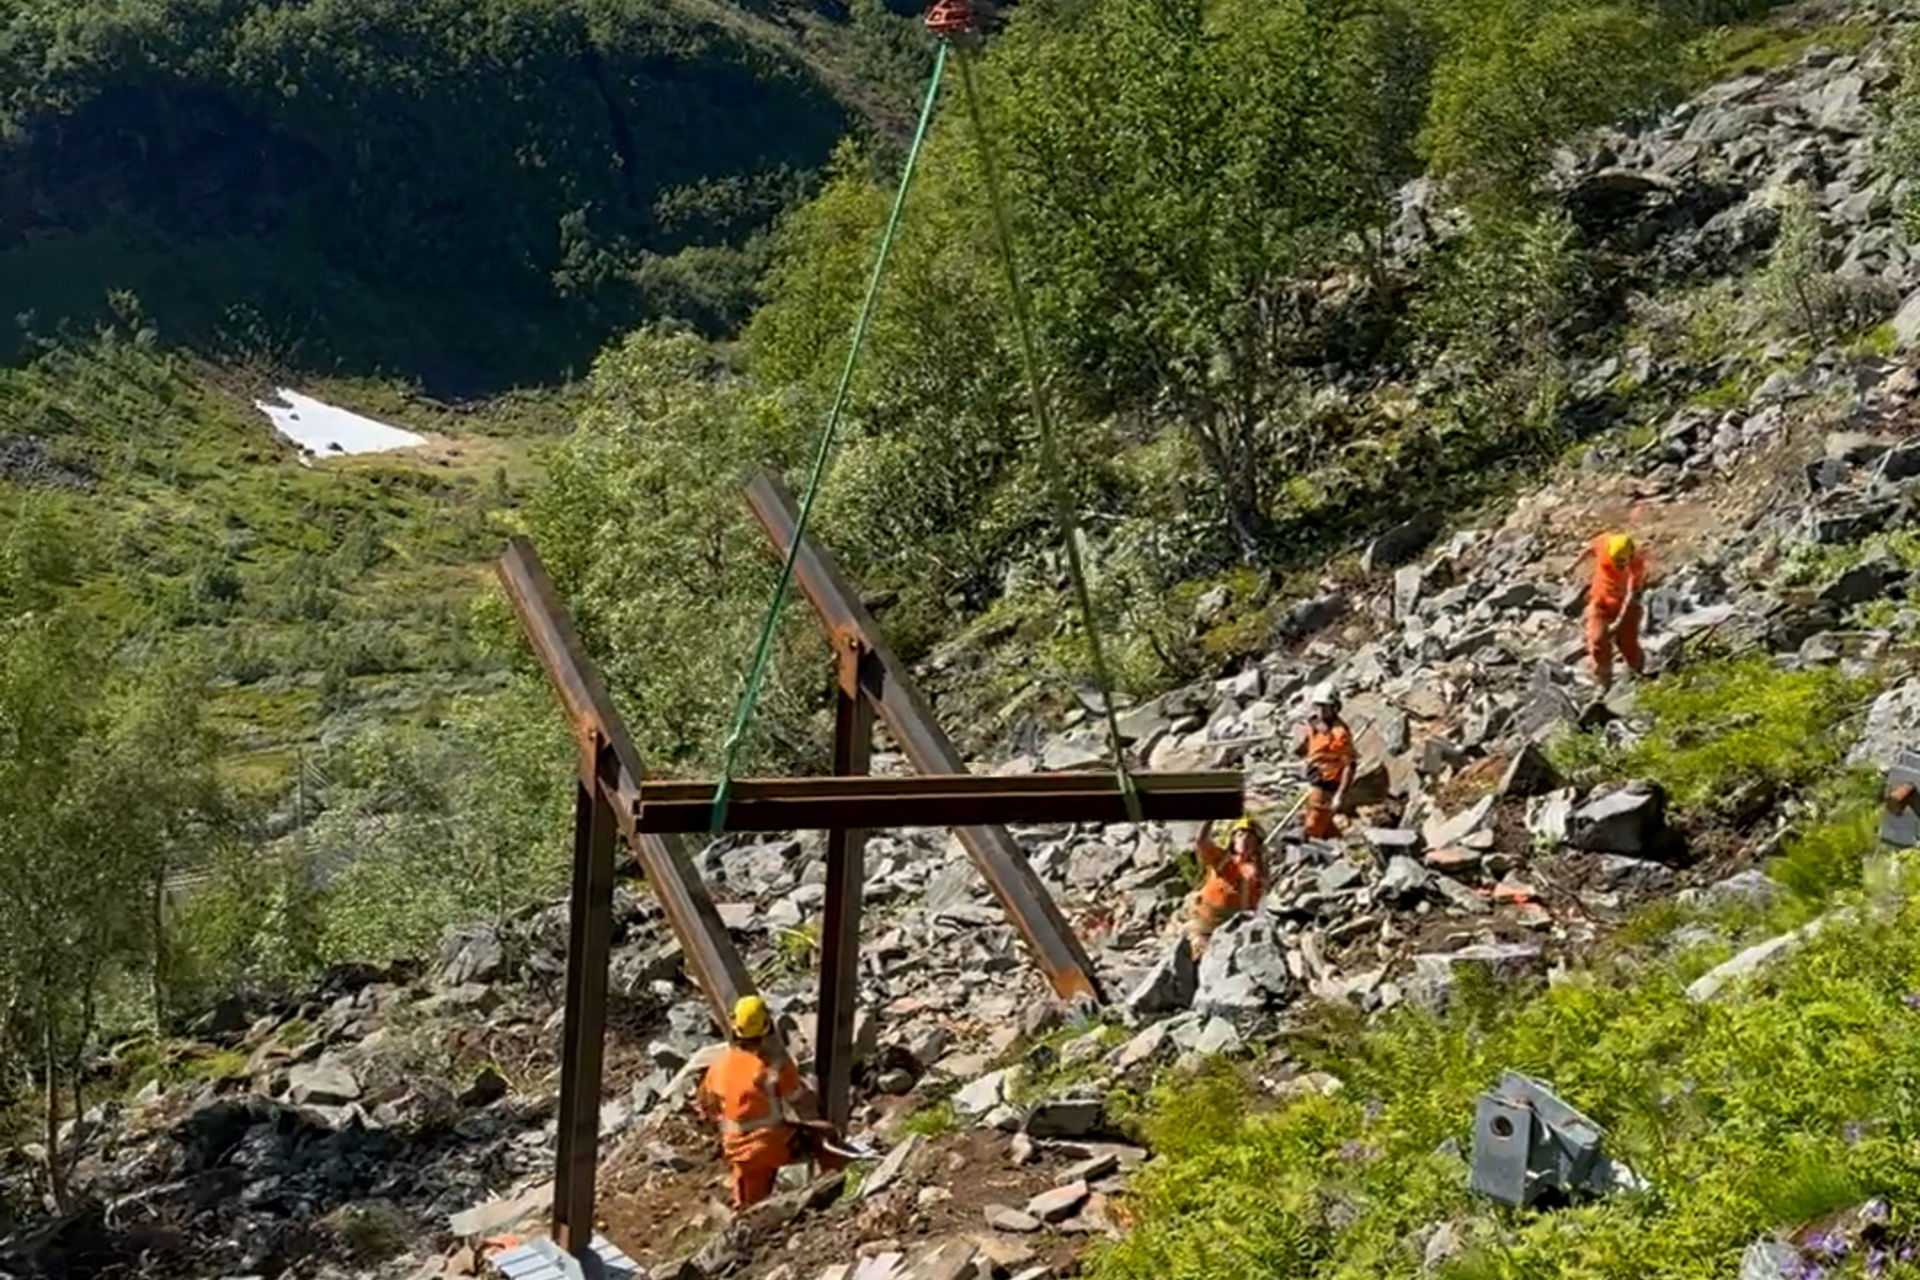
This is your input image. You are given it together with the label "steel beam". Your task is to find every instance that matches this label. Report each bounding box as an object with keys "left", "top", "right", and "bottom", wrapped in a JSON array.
[
  {"left": 749, "top": 471, "right": 1170, "bottom": 1002},
  {"left": 496, "top": 539, "right": 758, "bottom": 1029},
  {"left": 635, "top": 771, "right": 1243, "bottom": 832},
  {"left": 817, "top": 636, "right": 875, "bottom": 1133},
  {"left": 552, "top": 740, "right": 618, "bottom": 1257}
]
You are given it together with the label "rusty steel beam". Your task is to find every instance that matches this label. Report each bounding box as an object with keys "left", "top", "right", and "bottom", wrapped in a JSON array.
[
  {"left": 817, "top": 635, "right": 875, "bottom": 1133},
  {"left": 552, "top": 741, "right": 619, "bottom": 1257},
  {"left": 749, "top": 471, "right": 1172, "bottom": 1003},
  {"left": 634, "top": 771, "right": 1243, "bottom": 832},
  {"left": 496, "top": 538, "right": 757, "bottom": 1027}
]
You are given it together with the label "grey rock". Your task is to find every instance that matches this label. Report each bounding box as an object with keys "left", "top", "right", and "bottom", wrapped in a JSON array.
[
  {"left": 1026, "top": 1181, "right": 1090, "bottom": 1224},
  {"left": 1380, "top": 856, "right": 1430, "bottom": 901},
  {"left": 1893, "top": 287, "right": 1920, "bottom": 349},
  {"left": 287, "top": 1057, "right": 360, "bottom": 1108},
  {"left": 1405, "top": 944, "right": 1546, "bottom": 1013},
  {"left": 1424, "top": 795, "right": 1495, "bottom": 851},
  {"left": 1429, "top": 874, "right": 1492, "bottom": 915},
  {"left": 1817, "top": 555, "right": 1904, "bottom": 609},
  {"left": 1116, "top": 1022, "right": 1170, "bottom": 1070},
  {"left": 1848, "top": 677, "right": 1920, "bottom": 770},
  {"left": 1395, "top": 565, "right": 1425, "bottom": 620},
  {"left": 987, "top": 1206, "right": 1043, "bottom": 1234},
  {"left": 863, "top": 1134, "right": 924, "bottom": 1199},
  {"left": 1066, "top": 842, "right": 1129, "bottom": 890},
  {"left": 1043, "top": 737, "right": 1108, "bottom": 771},
  {"left": 952, "top": 1069, "right": 1011, "bottom": 1118},
  {"left": 1362, "top": 828, "right": 1424, "bottom": 860},
  {"left": 1363, "top": 513, "right": 1442, "bottom": 573},
  {"left": 1318, "top": 861, "right": 1365, "bottom": 894},
  {"left": 1500, "top": 742, "right": 1559, "bottom": 799},
  {"left": 1567, "top": 784, "right": 1667, "bottom": 856},
  {"left": 1124, "top": 938, "right": 1197, "bottom": 1017},
  {"left": 1274, "top": 593, "right": 1348, "bottom": 644},
  {"left": 1026, "top": 1098, "right": 1103, "bottom": 1139},
  {"left": 1740, "top": 1240, "right": 1803, "bottom": 1280},
  {"left": 438, "top": 924, "right": 506, "bottom": 988},
  {"left": 1689, "top": 869, "right": 1781, "bottom": 912},
  {"left": 1595, "top": 855, "right": 1676, "bottom": 896}
]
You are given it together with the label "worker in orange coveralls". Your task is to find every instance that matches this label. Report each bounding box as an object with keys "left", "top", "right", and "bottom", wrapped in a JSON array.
[
  {"left": 1294, "top": 683, "right": 1356, "bottom": 840},
  {"left": 1571, "top": 532, "right": 1649, "bottom": 692},
  {"left": 696, "top": 995, "right": 842, "bottom": 1209},
  {"left": 1184, "top": 816, "right": 1267, "bottom": 956}
]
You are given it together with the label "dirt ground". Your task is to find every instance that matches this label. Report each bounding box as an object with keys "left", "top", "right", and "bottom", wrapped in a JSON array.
[{"left": 598, "top": 1124, "right": 1089, "bottom": 1278}]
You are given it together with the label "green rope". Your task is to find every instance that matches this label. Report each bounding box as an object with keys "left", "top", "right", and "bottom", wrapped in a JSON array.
[
  {"left": 709, "top": 43, "right": 951, "bottom": 832},
  {"left": 953, "top": 49, "right": 1143, "bottom": 825}
]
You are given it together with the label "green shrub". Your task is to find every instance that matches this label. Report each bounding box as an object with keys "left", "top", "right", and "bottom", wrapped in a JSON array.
[
  {"left": 1552, "top": 657, "right": 1876, "bottom": 815},
  {"left": 1089, "top": 895, "right": 1920, "bottom": 1280}
]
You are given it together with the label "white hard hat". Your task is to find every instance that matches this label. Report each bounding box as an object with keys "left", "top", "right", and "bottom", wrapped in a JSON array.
[{"left": 1310, "top": 682, "right": 1340, "bottom": 707}]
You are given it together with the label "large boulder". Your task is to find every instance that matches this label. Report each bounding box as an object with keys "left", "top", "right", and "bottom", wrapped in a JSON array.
[
  {"left": 1193, "top": 916, "right": 1293, "bottom": 1018},
  {"left": 1566, "top": 783, "right": 1669, "bottom": 857},
  {"left": 1125, "top": 938, "right": 1198, "bottom": 1018},
  {"left": 1849, "top": 677, "right": 1920, "bottom": 771},
  {"left": 438, "top": 923, "right": 506, "bottom": 988}
]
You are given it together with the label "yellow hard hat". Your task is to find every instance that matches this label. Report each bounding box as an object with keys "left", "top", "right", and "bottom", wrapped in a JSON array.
[
  {"left": 1604, "top": 533, "right": 1636, "bottom": 565},
  {"left": 1231, "top": 815, "right": 1266, "bottom": 841},
  {"left": 731, "top": 994, "right": 771, "bottom": 1039}
]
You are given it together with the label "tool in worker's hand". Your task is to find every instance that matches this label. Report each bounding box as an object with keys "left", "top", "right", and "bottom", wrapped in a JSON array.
[{"left": 794, "top": 1117, "right": 878, "bottom": 1162}]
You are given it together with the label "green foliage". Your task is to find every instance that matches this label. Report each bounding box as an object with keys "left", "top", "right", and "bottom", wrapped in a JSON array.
[
  {"left": 1698, "top": 18, "right": 1873, "bottom": 83},
  {"left": 520, "top": 325, "right": 818, "bottom": 772},
  {"left": 899, "top": 1099, "right": 958, "bottom": 1138},
  {"left": 1089, "top": 893, "right": 1920, "bottom": 1280},
  {"left": 0, "top": 0, "right": 858, "bottom": 377},
  {"left": 305, "top": 680, "right": 574, "bottom": 965},
  {"left": 1550, "top": 657, "right": 1876, "bottom": 815},
  {"left": 1420, "top": 0, "right": 1681, "bottom": 208}
]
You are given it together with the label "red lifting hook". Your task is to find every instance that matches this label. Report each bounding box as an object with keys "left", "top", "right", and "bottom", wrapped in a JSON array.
[{"left": 924, "top": 0, "right": 976, "bottom": 39}]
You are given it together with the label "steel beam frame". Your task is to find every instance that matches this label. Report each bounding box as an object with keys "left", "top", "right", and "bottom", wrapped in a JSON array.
[
  {"left": 748, "top": 470, "right": 1133, "bottom": 1002},
  {"left": 497, "top": 539, "right": 760, "bottom": 1258},
  {"left": 816, "top": 635, "right": 876, "bottom": 1133}
]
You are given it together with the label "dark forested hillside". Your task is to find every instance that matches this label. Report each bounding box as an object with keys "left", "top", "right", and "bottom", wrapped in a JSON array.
[{"left": 0, "top": 0, "right": 921, "bottom": 387}]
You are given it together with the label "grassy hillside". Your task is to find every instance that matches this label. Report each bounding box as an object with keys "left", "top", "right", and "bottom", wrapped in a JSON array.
[
  {"left": 0, "top": 0, "right": 929, "bottom": 389},
  {"left": 0, "top": 327, "right": 560, "bottom": 798}
]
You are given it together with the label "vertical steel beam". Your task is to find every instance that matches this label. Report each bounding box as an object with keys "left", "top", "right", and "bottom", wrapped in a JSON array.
[
  {"left": 552, "top": 738, "right": 619, "bottom": 1257},
  {"left": 816, "top": 637, "right": 875, "bottom": 1132},
  {"left": 744, "top": 471, "right": 1107, "bottom": 1003}
]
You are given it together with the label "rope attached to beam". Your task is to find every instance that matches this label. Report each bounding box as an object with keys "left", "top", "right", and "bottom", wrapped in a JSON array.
[
  {"left": 952, "top": 47, "right": 1144, "bottom": 825},
  {"left": 709, "top": 43, "right": 951, "bottom": 833}
]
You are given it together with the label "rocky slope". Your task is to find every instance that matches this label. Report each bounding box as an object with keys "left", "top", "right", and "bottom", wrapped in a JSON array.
[{"left": 16, "top": 14, "right": 1920, "bottom": 1280}]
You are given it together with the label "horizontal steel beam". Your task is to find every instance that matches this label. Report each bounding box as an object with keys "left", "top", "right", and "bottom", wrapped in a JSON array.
[
  {"left": 496, "top": 538, "right": 757, "bottom": 1026},
  {"left": 637, "top": 771, "right": 1244, "bottom": 832}
]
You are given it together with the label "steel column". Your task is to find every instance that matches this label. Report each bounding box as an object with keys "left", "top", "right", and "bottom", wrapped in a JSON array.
[
  {"left": 497, "top": 538, "right": 758, "bottom": 1026},
  {"left": 552, "top": 737, "right": 619, "bottom": 1256},
  {"left": 817, "top": 636, "right": 875, "bottom": 1132}
]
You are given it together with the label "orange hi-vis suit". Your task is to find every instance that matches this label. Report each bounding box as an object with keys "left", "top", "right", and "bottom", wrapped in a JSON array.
[
  {"left": 1584, "top": 534, "right": 1648, "bottom": 688},
  {"left": 1303, "top": 718, "right": 1356, "bottom": 838},
  {"left": 698, "top": 1044, "right": 804, "bottom": 1208},
  {"left": 1187, "top": 825, "right": 1266, "bottom": 951}
]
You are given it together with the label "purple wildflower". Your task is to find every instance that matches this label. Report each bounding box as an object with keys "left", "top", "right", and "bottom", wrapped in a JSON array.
[
  {"left": 1902, "top": 992, "right": 1920, "bottom": 1009},
  {"left": 1862, "top": 1198, "right": 1890, "bottom": 1223},
  {"left": 1844, "top": 1122, "right": 1866, "bottom": 1146},
  {"left": 1337, "top": 1140, "right": 1377, "bottom": 1163},
  {"left": 1897, "top": 1241, "right": 1916, "bottom": 1264},
  {"left": 1868, "top": 1246, "right": 1890, "bottom": 1278}
]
